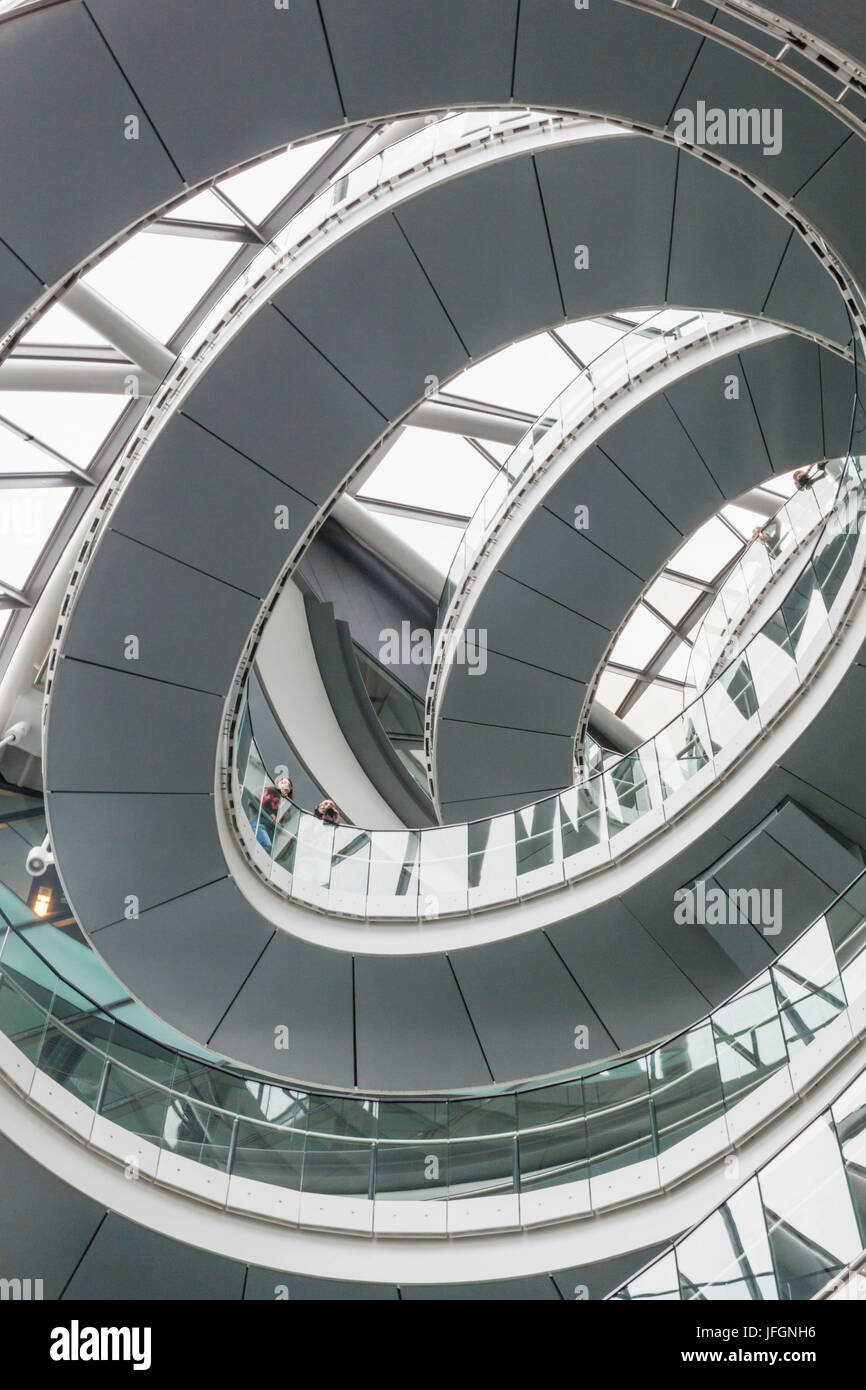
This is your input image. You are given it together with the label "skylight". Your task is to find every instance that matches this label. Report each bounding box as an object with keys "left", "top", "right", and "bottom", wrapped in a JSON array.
[
  {"left": 163, "top": 189, "right": 243, "bottom": 226},
  {"left": 353, "top": 315, "right": 756, "bottom": 586},
  {"left": 216, "top": 136, "right": 339, "bottom": 223},
  {"left": 643, "top": 575, "right": 697, "bottom": 626},
  {"left": 83, "top": 235, "right": 243, "bottom": 343},
  {"left": 588, "top": 468, "right": 810, "bottom": 746},
  {"left": 0, "top": 394, "right": 127, "bottom": 466},
  {"left": 19, "top": 304, "right": 111, "bottom": 350},
  {"left": 554, "top": 320, "right": 629, "bottom": 363},
  {"left": 671, "top": 516, "right": 742, "bottom": 583},
  {"left": 372, "top": 513, "right": 463, "bottom": 576},
  {"left": 445, "top": 334, "right": 578, "bottom": 416},
  {"left": 0, "top": 487, "right": 74, "bottom": 588},
  {"left": 612, "top": 606, "right": 670, "bottom": 671},
  {"left": 358, "top": 428, "right": 496, "bottom": 519},
  {"left": 3, "top": 110, "right": 572, "bottom": 646},
  {"left": 0, "top": 423, "right": 70, "bottom": 476}
]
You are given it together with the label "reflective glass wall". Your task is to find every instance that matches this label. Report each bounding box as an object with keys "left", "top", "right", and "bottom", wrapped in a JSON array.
[
  {"left": 2, "top": 800, "right": 865, "bottom": 1206},
  {"left": 611, "top": 1067, "right": 866, "bottom": 1301}
]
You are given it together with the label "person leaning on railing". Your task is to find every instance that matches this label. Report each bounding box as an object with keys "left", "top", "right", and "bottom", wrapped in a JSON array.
[
  {"left": 793, "top": 459, "right": 828, "bottom": 492},
  {"left": 252, "top": 774, "right": 294, "bottom": 850},
  {"left": 751, "top": 515, "right": 783, "bottom": 559}
]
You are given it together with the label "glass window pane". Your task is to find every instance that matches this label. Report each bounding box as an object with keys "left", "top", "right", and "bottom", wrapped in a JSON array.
[
  {"left": 679, "top": 1180, "right": 778, "bottom": 1300},
  {"left": 713, "top": 973, "right": 787, "bottom": 1106},
  {"left": 231, "top": 1119, "right": 304, "bottom": 1189},
  {"left": 759, "top": 1115, "right": 860, "bottom": 1299},
  {"left": 583, "top": 1059, "right": 653, "bottom": 1175},
  {"left": 651, "top": 1023, "right": 724, "bottom": 1154}
]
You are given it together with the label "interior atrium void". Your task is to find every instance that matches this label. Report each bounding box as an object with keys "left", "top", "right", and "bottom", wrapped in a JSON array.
[{"left": 2, "top": 0, "right": 866, "bottom": 1341}]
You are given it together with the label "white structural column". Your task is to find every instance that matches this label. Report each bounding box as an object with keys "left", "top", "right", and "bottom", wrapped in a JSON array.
[
  {"left": 64, "top": 281, "right": 175, "bottom": 381},
  {"left": 255, "top": 580, "right": 404, "bottom": 830}
]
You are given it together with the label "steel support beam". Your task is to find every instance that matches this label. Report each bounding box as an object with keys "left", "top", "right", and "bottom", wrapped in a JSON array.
[
  {"left": 355, "top": 494, "right": 471, "bottom": 528},
  {"left": 0, "top": 471, "right": 91, "bottom": 489},
  {"left": 64, "top": 282, "right": 175, "bottom": 380},
  {"left": 331, "top": 493, "right": 444, "bottom": 601},
  {"left": 412, "top": 398, "right": 528, "bottom": 446},
  {"left": 0, "top": 359, "right": 159, "bottom": 396}
]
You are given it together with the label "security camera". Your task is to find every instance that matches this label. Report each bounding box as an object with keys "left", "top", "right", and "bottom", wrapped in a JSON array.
[
  {"left": 0, "top": 721, "right": 29, "bottom": 749},
  {"left": 26, "top": 836, "right": 54, "bottom": 878}
]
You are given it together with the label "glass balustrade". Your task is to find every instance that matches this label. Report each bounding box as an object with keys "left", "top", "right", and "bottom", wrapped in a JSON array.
[
  {"left": 436, "top": 308, "right": 738, "bottom": 621},
  {"left": 234, "top": 427, "right": 866, "bottom": 921},
  {"left": 610, "top": 1062, "right": 866, "bottom": 1301},
  {"left": 687, "top": 458, "right": 847, "bottom": 692},
  {"left": 187, "top": 109, "right": 865, "bottom": 927},
  {"left": 191, "top": 108, "right": 587, "bottom": 349},
  {"left": 2, "top": 855, "right": 866, "bottom": 1207}
]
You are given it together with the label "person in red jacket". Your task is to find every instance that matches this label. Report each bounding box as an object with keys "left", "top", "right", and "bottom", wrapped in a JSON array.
[{"left": 253, "top": 774, "right": 293, "bottom": 849}]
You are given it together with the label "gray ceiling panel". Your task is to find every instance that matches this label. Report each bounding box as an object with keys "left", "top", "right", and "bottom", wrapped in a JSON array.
[
  {"left": 0, "top": 238, "right": 42, "bottom": 336},
  {"left": 87, "top": 0, "right": 343, "bottom": 183},
  {"left": 672, "top": 38, "right": 849, "bottom": 197},
  {"left": 695, "top": 877, "right": 777, "bottom": 981},
  {"left": 514, "top": 0, "right": 702, "bottom": 126},
  {"left": 116, "top": 414, "right": 316, "bottom": 596},
  {"left": 435, "top": 332, "right": 843, "bottom": 817},
  {"left": 542, "top": 445, "right": 682, "bottom": 579},
  {"left": 435, "top": 720, "right": 574, "bottom": 806},
  {"left": 713, "top": 832, "right": 837, "bottom": 952},
  {"left": 796, "top": 137, "right": 866, "bottom": 295},
  {"left": 778, "top": 1, "right": 866, "bottom": 61},
  {"left": 395, "top": 158, "right": 563, "bottom": 359},
  {"left": 245, "top": 1267, "right": 398, "bottom": 1300},
  {"left": 0, "top": 1135, "right": 104, "bottom": 1301},
  {"left": 764, "top": 233, "right": 853, "bottom": 348},
  {"left": 535, "top": 137, "right": 677, "bottom": 320},
  {"left": 63, "top": 1213, "right": 246, "bottom": 1301},
  {"left": 499, "top": 508, "right": 643, "bottom": 630},
  {"left": 450, "top": 932, "right": 616, "bottom": 1079},
  {"left": 0, "top": 5, "right": 180, "bottom": 287},
  {"left": 0, "top": 1136, "right": 674, "bottom": 1299},
  {"left": 441, "top": 652, "right": 585, "bottom": 737},
  {"left": 354, "top": 955, "right": 490, "bottom": 1090},
  {"left": 62, "top": 531, "right": 258, "bottom": 695},
  {"left": 45, "top": 659, "right": 222, "bottom": 794},
  {"left": 47, "top": 792, "right": 225, "bottom": 930},
  {"left": 209, "top": 931, "right": 355, "bottom": 1090},
  {"left": 821, "top": 347, "right": 858, "bottom": 460},
  {"left": 551, "top": 1241, "right": 672, "bottom": 1301},
  {"left": 781, "top": 666, "right": 866, "bottom": 824},
  {"left": 548, "top": 899, "right": 708, "bottom": 1051},
  {"left": 765, "top": 801, "right": 862, "bottom": 895},
  {"left": 274, "top": 213, "right": 467, "bottom": 420},
  {"left": 320, "top": 0, "right": 517, "bottom": 121},
  {"left": 712, "top": 769, "right": 818, "bottom": 849},
  {"left": 402, "top": 1276, "right": 560, "bottom": 1301},
  {"left": 588, "top": 393, "right": 721, "bottom": 536},
  {"left": 740, "top": 337, "right": 824, "bottom": 471},
  {"left": 662, "top": 349, "right": 772, "bottom": 496},
  {"left": 183, "top": 306, "right": 385, "bottom": 503},
  {"left": 468, "top": 572, "right": 609, "bottom": 683},
  {"left": 748, "top": 1, "right": 866, "bottom": 64},
  {"left": 713, "top": 766, "right": 866, "bottom": 860},
  {"left": 21, "top": 0, "right": 866, "bottom": 1098},
  {"left": 668, "top": 153, "right": 791, "bottom": 319},
  {"left": 93, "top": 880, "right": 273, "bottom": 1044},
  {"left": 619, "top": 825, "right": 749, "bottom": 1005},
  {"left": 706, "top": 7, "right": 794, "bottom": 58}
]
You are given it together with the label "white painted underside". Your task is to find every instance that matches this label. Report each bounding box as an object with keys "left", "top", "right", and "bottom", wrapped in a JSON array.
[
  {"left": 255, "top": 580, "right": 403, "bottom": 831},
  {"left": 1, "top": 1017, "right": 863, "bottom": 1287}
]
